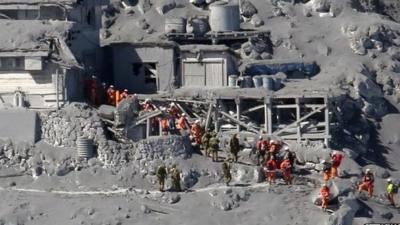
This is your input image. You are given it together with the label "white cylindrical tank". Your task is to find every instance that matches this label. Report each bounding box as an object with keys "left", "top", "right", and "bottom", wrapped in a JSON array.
[{"left": 209, "top": 3, "right": 240, "bottom": 32}]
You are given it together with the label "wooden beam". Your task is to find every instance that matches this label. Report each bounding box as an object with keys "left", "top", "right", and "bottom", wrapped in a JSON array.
[
  {"left": 296, "top": 98, "right": 301, "bottom": 142},
  {"left": 273, "top": 105, "right": 326, "bottom": 136},
  {"left": 220, "top": 111, "right": 259, "bottom": 133},
  {"left": 135, "top": 110, "right": 162, "bottom": 125},
  {"left": 205, "top": 103, "right": 213, "bottom": 130},
  {"left": 146, "top": 118, "right": 150, "bottom": 138},
  {"left": 236, "top": 98, "right": 240, "bottom": 132},
  {"left": 232, "top": 105, "right": 265, "bottom": 117},
  {"left": 324, "top": 97, "right": 330, "bottom": 147},
  {"left": 176, "top": 103, "right": 190, "bottom": 119}
]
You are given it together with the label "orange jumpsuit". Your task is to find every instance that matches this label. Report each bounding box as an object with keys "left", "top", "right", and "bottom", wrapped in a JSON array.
[
  {"left": 280, "top": 159, "right": 292, "bottom": 185},
  {"left": 177, "top": 116, "right": 189, "bottom": 133},
  {"left": 106, "top": 87, "right": 116, "bottom": 106},
  {"left": 160, "top": 119, "right": 169, "bottom": 135},
  {"left": 168, "top": 106, "right": 180, "bottom": 118},
  {"left": 331, "top": 153, "right": 343, "bottom": 178},
  {"left": 142, "top": 102, "right": 155, "bottom": 112},
  {"left": 269, "top": 143, "right": 280, "bottom": 157},
  {"left": 190, "top": 123, "right": 203, "bottom": 145},
  {"left": 88, "top": 79, "right": 100, "bottom": 105},
  {"left": 358, "top": 173, "right": 374, "bottom": 198},
  {"left": 320, "top": 186, "right": 330, "bottom": 210},
  {"left": 265, "top": 159, "right": 277, "bottom": 184},
  {"left": 119, "top": 90, "right": 129, "bottom": 103}
]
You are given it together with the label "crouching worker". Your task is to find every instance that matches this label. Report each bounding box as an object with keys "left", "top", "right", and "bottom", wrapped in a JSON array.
[
  {"left": 358, "top": 169, "right": 374, "bottom": 198},
  {"left": 320, "top": 183, "right": 330, "bottom": 212}
]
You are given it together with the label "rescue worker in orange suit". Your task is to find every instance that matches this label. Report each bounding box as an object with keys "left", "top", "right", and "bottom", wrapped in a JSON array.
[
  {"left": 269, "top": 140, "right": 280, "bottom": 158},
  {"left": 118, "top": 89, "right": 129, "bottom": 104},
  {"left": 177, "top": 113, "right": 189, "bottom": 135},
  {"left": 256, "top": 136, "right": 268, "bottom": 166},
  {"left": 280, "top": 158, "right": 292, "bottom": 185},
  {"left": 160, "top": 118, "right": 170, "bottom": 135},
  {"left": 106, "top": 85, "right": 116, "bottom": 106},
  {"left": 330, "top": 151, "right": 343, "bottom": 179},
  {"left": 142, "top": 99, "right": 155, "bottom": 112},
  {"left": 190, "top": 120, "right": 203, "bottom": 146},
  {"left": 321, "top": 160, "right": 332, "bottom": 181},
  {"left": 87, "top": 76, "right": 100, "bottom": 105},
  {"left": 265, "top": 156, "right": 277, "bottom": 185},
  {"left": 358, "top": 169, "right": 374, "bottom": 198},
  {"left": 283, "top": 146, "right": 296, "bottom": 172},
  {"left": 168, "top": 103, "right": 181, "bottom": 118},
  {"left": 320, "top": 183, "right": 330, "bottom": 212}
]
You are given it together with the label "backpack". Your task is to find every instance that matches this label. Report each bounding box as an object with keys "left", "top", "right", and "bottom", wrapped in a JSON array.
[{"left": 393, "top": 185, "right": 398, "bottom": 194}]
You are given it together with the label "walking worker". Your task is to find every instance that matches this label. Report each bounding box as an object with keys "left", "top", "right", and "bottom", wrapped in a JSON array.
[
  {"left": 283, "top": 146, "right": 296, "bottom": 172},
  {"left": 229, "top": 133, "right": 240, "bottom": 162},
  {"left": 177, "top": 113, "right": 189, "bottom": 135},
  {"left": 156, "top": 164, "right": 167, "bottom": 192},
  {"left": 169, "top": 164, "right": 181, "bottom": 192},
  {"left": 208, "top": 133, "right": 220, "bottom": 162},
  {"left": 265, "top": 156, "right": 277, "bottom": 185},
  {"left": 386, "top": 178, "right": 398, "bottom": 207},
  {"left": 201, "top": 129, "right": 212, "bottom": 156},
  {"left": 321, "top": 160, "right": 332, "bottom": 182},
  {"left": 256, "top": 136, "right": 267, "bottom": 166},
  {"left": 330, "top": 151, "right": 343, "bottom": 178},
  {"left": 222, "top": 159, "right": 232, "bottom": 186},
  {"left": 358, "top": 169, "right": 375, "bottom": 198},
  {"left": 280, "top": 158, "right": 292, "bottom": 185},
  {"left": 320, "top": 183, "right": 330, "bottom": 212}
]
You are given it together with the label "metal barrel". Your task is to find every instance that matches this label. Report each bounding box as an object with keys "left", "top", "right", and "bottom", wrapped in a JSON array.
[
  {"left": 228, "top": 75, "right": 238, "bottom": 87},
  {"left": 209, "top": 3, "right": 240, "bottom": 32},
  {"left": 262, "top": 75, "right": 274, "bottom": 90},
  {"left": 274, "top": 77, "right": 282, "bottom": 90},
  {"left": 76, "top": 137, "right": 94, "bottom": 159},
  {"left": 252, "top": 75, "right": 262, "bottom": 88},
  {"left": 242, "top": 76, "right": 253, "bottom": 88}
]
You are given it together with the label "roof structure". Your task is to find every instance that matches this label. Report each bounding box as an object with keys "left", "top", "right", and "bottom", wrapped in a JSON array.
[
  {"left": 0, "top": 20, "right": 72, "bottom": 52},
  {"left": 0, "top": 0, "right": 77, "bottom": 5}
]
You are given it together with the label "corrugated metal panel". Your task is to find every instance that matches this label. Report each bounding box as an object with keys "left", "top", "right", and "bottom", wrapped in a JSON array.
[{"left": 205, "top": 62, "right": 223, "bottom": 86}]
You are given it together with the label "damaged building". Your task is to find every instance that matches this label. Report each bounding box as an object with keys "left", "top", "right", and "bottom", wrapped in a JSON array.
[{"left": 0, "top": 0, "right": 109, "bottom": 108}]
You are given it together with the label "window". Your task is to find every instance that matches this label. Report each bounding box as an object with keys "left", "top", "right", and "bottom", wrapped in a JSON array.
[{"left": 0, "top": 57, "right": 25, "bottom": 71}]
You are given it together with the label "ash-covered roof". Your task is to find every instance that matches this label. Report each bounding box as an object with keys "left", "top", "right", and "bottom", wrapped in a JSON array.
[
  {"left": 0, "top": 20, "right": 72, "bottom": 52},
  {"left": 0, "top": 0, "right": 77, "bottom": 5}
]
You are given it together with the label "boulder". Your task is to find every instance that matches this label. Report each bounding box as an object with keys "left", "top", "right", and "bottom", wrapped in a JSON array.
[
  {"left": 342, "top": 148, "right": 359, "bottom": 160},
  {"left": 326, "top": 194, "right": 359, "bottom": 225},
  {"left": 339, "top": 157, "right": 362, "bottom": 178},
  {"left": 251, "top": 14, "right": 264, "bottom": 27},
  {"left": 240, "top": 0, "right": 257, "bottom": 18}
]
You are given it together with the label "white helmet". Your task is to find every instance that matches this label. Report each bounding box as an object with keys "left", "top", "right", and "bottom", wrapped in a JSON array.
[
  {"left": 366, "top": 168, "right": 371, "bottom": 173},
  {"left": 387, "top": 178, "right": 392, "bottom": 182},
  {"left": 181, "top": 113, "right": 186, "bottom": 116},
  {"left": 321, "top": 160, "right": 326, "bottom": 164},
  {"left": 283, "top": 146, "right": 289, "bottom": 151},
  {"left": 259, "top": 136, "right": 263, "bottom": 140},
  {"left": 195, "top": 120, "right": 200, "bottom": 124},
  {"left": 170, "top": 102, "right": 175, "bottom": 106},
  {"left": 270, "top": 140, "right": 275, "bottom": 144},
  {"left": 322, "top": 183, "right": 327, "bottom": 187}
]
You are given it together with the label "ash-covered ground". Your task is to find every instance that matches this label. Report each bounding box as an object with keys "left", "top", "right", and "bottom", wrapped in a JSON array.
[{"left": 1, "top": 0, "right": 400, "bottom": 225}]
